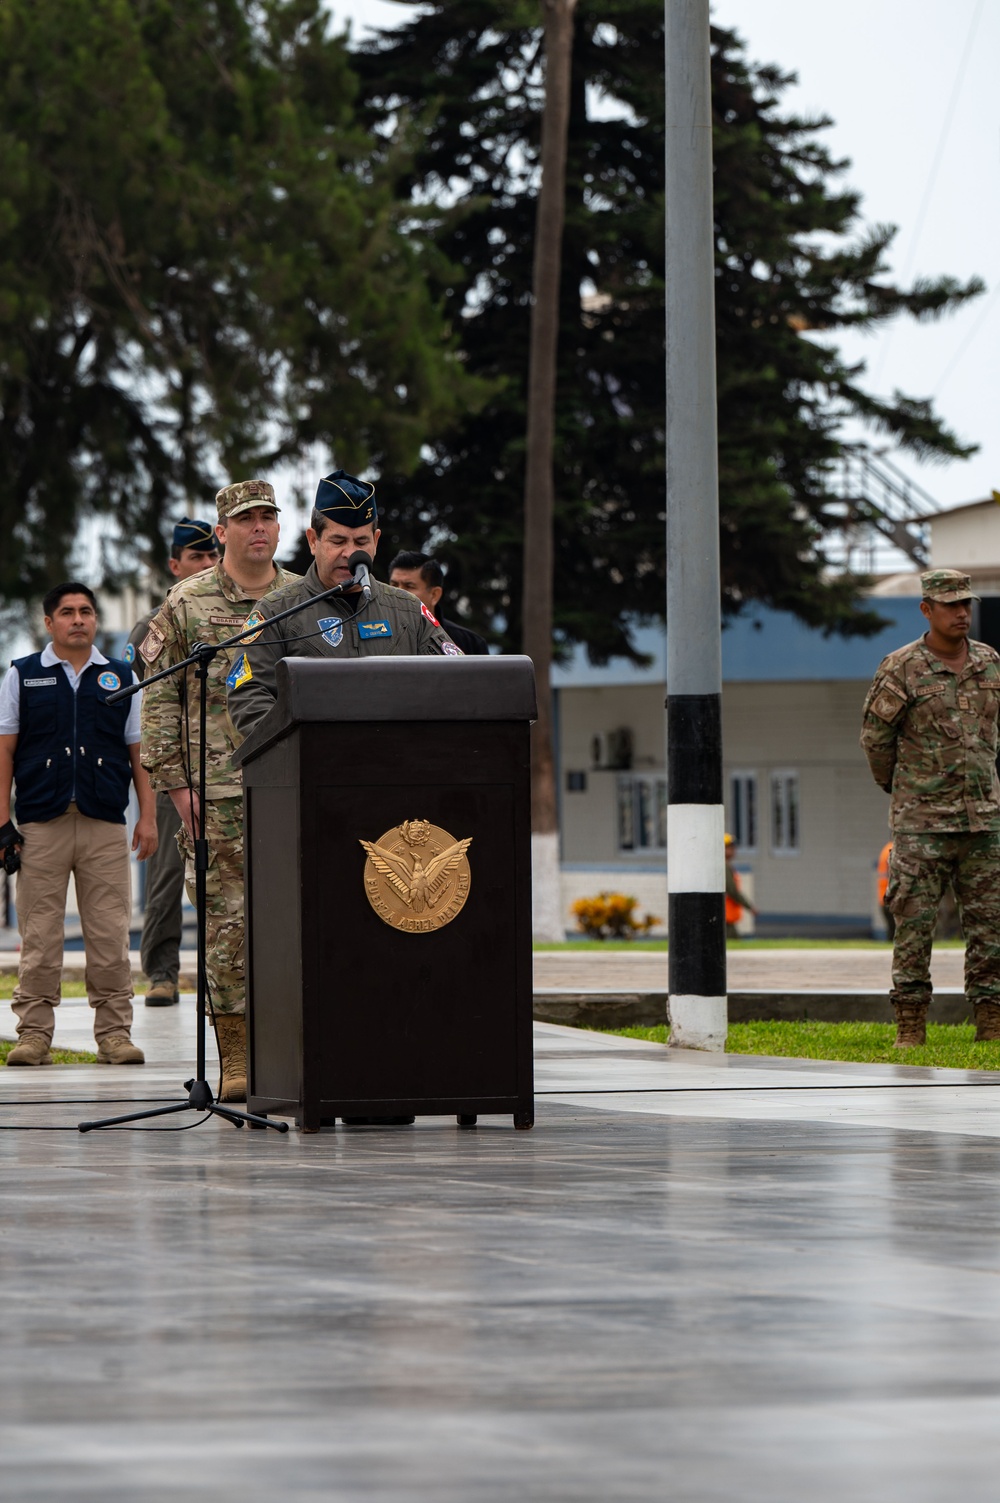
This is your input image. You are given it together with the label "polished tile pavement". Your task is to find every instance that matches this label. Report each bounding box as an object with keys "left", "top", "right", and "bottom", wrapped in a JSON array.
[{"left": 1, "top": 1000, "right": 1000, "bottom": 1500}]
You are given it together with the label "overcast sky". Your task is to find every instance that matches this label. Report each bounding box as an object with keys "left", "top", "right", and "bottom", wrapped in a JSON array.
[{"left": 330, "top": 1, "right": 1000, "bottom": 514}]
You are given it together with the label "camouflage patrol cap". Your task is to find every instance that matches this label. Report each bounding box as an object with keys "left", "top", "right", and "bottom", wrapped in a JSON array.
[
  {"left": 314, "top": 470, "right": 377, "bottom": 528},
  {"left": 920, "top": 568, "right": 979, "bottom": 603},
  {"left": 215, "top": 479, "right": 279, "bottom": 522}
]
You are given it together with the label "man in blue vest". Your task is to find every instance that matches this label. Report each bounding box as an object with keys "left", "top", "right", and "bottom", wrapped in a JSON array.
[{"left": 0, "top": 583, "right": 158, "bottom": 1065}]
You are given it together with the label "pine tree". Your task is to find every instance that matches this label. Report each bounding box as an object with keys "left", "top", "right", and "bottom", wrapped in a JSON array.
[
  {"left": 354, "top": 1, "right": 983, "bottom": 657},
  {"left": 0, "top": 0, "right": 479, "bottom": 600}
]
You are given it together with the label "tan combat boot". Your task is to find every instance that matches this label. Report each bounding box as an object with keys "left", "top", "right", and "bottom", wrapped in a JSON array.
[
  {"left": 974, "top": 1001, "right": 1000, "bottom": 1043},
  {"left": 144, "top": 978, "right": 179, "bottom": 1007},
  {"left": 214, "top": 1014, "right": 246, "bottom": 1102},
  {"left": 97, "top": 1033, "right": 146, "bottom": 1064},
  {"left": 893, "top": 1001, "right": 928, "bottom": 1049},
  {"left": 7, "top": 1034, "right": 53, "bottom": 1066}
]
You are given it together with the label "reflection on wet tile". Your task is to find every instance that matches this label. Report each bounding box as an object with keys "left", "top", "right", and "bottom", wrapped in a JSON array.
[{"left": 0, "top": 1019, "right": 999, "bottom": 1498}]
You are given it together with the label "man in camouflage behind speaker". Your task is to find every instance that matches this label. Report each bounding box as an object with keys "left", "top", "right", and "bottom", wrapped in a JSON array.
[
  {"left": 126, "top": 519, "right": 220, "bottom": 1007},
  {"left": 140, "top": 482, "right": 300, "bottom": 1099},
  {"left": 227, "top": 470, "right": 460, "bottom": 743},
  {"left": 861, "top": 569, "right": 1000, "bottom": 1048}
]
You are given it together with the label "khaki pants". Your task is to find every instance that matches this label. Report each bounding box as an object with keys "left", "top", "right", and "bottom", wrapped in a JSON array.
[{"left": 13, "top": 805, "right": 134, "bottom": 1044}]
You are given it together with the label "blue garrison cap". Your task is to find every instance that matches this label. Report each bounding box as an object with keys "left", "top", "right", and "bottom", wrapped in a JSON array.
[
  {"left": 314, "top": 470, "right": 377, "bottom": 528},
  {"left": 172, "top": 517, "right": 218, "bottom": 553}
]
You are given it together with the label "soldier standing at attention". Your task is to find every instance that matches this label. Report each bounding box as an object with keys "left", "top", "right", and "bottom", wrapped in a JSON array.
[
  {"left": 139, "top": 482, "right": 300, "bottom": 1099},
  {"left": 126, "top": 518, "right": 220, "bottom": 1007},
  {"left": 861, "top": 569, "right": 1000, "bottom": 1048},
  {"left": 227, "top": 470, "right": 460, "bottom": 742}
]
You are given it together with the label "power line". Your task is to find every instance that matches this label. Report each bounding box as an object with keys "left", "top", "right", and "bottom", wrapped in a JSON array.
[
  {"left": 873, "top": 0, "right": 987, "bottom": 387},
  {"left": 934, "top": 281, "right": 1000, "bottom": 397}
]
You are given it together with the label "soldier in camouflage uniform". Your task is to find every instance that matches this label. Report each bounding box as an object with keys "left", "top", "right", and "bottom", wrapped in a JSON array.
[
  {"left": 227, "top": 469, "right": 460, "bottom": 743},
  {"left": 140, "top": 481, "right": 300, "bottom": 1098},
  {"left": 861, "top": 569, "right": 1000, "bottom": 1047}
]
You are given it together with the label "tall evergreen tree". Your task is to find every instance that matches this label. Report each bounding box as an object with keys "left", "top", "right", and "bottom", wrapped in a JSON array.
[
  {"left": 354, "top": 1, "right": 983, "bottom": 658},
  {"left": 0, "top": 0, "right": 478, "bottom": 600}
]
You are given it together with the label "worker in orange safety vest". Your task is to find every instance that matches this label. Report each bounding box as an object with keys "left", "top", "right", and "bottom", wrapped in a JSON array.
[
  {"left": 725, "top": 833, "right": 758, "bottom": 938},
  {"left": 877, "top": 840, "right": 895, "bottom": 941}
]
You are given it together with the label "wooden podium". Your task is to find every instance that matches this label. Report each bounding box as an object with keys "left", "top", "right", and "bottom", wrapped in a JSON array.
[{"left": 234, "top": 655, "right": 536, "bottom": 1131}]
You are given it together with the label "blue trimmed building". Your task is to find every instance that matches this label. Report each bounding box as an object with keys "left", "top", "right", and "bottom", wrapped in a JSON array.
[{"left": 552, "top": 596, "right": 928, "bottom": 938}]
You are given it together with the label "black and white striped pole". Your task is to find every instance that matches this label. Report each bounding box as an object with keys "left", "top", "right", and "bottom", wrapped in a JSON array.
[{"left": 664, "top": 0, "right": 727, "bottom": 1050}]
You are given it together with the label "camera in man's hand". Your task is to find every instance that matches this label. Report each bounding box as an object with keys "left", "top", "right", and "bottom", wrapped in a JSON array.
[{"left": 0, "top": 820, "right": 24, "bottom": 875}]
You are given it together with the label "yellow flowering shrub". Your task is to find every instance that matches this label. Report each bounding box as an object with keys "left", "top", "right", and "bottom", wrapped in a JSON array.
[{"left": 571, "top": 891, "right": 661, "bottom": 940}]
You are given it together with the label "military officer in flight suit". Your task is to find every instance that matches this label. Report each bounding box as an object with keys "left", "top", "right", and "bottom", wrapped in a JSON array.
[{"left": 227, "top": 470, "right": 460, "bottom": 742}]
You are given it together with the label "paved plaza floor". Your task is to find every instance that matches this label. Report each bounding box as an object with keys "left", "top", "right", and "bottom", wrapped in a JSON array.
[{"left": 1, "top": 994, "right": 999, "bottom": 1501}]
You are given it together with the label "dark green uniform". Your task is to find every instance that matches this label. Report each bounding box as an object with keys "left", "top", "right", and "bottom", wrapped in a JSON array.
[
  {"left": 227, "top": 564, "right": 460, "bottom": 741},
  {"left": 126, "top": 605, "right": 184, "bottom": 992}
]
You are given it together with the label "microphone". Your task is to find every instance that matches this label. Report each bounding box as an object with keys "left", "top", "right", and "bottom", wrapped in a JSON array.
[{"left": 347, "top": 549, "right": 373, "bottom": 604}]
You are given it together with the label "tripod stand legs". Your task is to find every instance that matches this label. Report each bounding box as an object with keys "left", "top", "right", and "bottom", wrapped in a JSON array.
[{"left": 78, "top": 1076, "right": 288, "bottom": 1133}]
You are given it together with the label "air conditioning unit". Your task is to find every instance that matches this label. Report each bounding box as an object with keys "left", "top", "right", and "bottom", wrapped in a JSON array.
[{"left": 591, "top": 727, "right": 634, "bottom": 770}]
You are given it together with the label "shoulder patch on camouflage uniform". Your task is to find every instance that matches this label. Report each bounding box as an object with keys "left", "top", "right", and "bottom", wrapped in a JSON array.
[
  {"left": 139, "top": 621, "right": 166, "bottom": 665},
  {"left": 870, "top": 682, "right": 908, "bottom": 723}
]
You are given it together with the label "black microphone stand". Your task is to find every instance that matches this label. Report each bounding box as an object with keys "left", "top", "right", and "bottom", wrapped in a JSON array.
[{"left": 79, "top": 572, "right": 363, "bottom": 1133}]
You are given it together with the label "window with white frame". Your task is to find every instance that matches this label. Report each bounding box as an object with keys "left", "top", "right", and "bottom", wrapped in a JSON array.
[
  {"left": 729, "top": 770, "right": 758, "bottom": 852},
  {"left": 616, "top": 774, "right": 668, "bottom": 853},
  {"left": 770, "top": 770, "right": 800, "bottom": 854}
]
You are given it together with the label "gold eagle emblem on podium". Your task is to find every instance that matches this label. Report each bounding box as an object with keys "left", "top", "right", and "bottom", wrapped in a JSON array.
[{"left": 360, "top": 819, "right": 473, "bottom": 933}]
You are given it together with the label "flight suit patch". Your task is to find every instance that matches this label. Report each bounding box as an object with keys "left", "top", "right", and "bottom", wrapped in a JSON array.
[
  {"left": 317, "top": 617, "right": 343, "bottom": 647},
  {"left": 226, "top": 653, "right": 253, "bottom": 690}
]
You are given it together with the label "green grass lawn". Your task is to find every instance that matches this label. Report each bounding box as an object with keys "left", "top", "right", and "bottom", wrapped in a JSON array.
[
  {"left": 534, "top": 938, "right": 965, "bottom": 951},
  {"left": 601, "top": 1020, "right": 999, "bottom": 1069},
  {"left": 0, "top": 977, "right": 90, "bottom": 999}
]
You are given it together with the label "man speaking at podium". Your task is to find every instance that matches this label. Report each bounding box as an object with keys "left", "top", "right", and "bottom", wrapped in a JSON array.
[{"left": 227, "top": 470, "right": 460, "bottom": 741}]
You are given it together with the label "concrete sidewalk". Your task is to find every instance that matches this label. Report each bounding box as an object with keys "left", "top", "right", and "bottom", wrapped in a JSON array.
[
  {"left": 1, "top": 1003, "right": 1000, "bottom": 1500},
  {"left": 533, "top": 945, "right": 969, "bottom": 1027},
  {"left": 534, "top": 944, "right": 965, "bottom": 991}
]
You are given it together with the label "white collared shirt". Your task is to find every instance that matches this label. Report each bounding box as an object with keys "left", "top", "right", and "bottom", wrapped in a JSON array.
[{"left": 0, "top": 643, "right": 142, "bottom": 743}]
